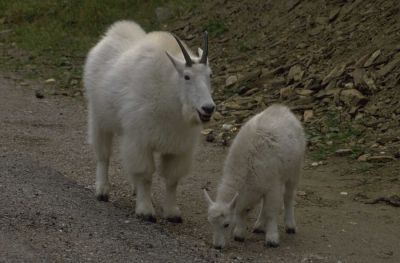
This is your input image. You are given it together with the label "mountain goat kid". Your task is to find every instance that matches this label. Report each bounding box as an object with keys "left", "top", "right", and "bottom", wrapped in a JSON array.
[
  {"left": 84, "top": 21, "right": 215, "bottom": 223},
  {"left": 204, "top": 104, "right": 306, "bottom": 249}
]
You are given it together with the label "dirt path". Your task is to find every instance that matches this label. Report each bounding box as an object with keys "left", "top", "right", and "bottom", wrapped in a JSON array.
[{"left": 1, "top": 74, "right": 399, "bottom": 262}]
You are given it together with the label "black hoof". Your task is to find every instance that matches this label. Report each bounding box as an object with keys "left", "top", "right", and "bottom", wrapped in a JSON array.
[
  {"left": 166, "top": 216, "right": 183, "bottom": 223},
  {"left": 286, "top": 228, "right": 296, "bottom": 234},
  {"left": 137, "top": 214, "right": 157, "bottom": 223},
  {"left": 266, "top": 241, "right": 280, "bottom": 248},
  {"left": 253, "top": 228, "right": 265, "bottom": 234},
  {"left": 96, "top": 194, "right": 109, "bottom": 202},
  {"left": 234, "top": 236, "right": 245, "bottom": 242},
  {"left": 213, "top": 245, "right": 222, "bottom": 250}
]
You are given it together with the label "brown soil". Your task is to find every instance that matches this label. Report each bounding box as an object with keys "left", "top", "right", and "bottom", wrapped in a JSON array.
[{"left": 1, "top": 73, "right": 399, "bottom": 262}]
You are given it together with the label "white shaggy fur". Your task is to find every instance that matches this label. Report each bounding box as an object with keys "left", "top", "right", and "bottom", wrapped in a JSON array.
[
  {"left": 204, "top": 104, "right": 306, "bottom": 249},
  {"left": 84, "top": 20, "right": 215, "bottom": 222}
]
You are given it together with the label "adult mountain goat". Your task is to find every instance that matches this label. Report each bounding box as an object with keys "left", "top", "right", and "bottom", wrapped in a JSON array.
[
  {"left": 84, "top": 21, "right": 215, "bottom": 223},
  {"left": 204, "top": 105, "right": 306, "bottom": 249}
]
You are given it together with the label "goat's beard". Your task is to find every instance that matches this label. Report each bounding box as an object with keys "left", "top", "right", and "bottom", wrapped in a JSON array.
[{"left": 182, "top": 104, "right": 201, "bottom": 126}]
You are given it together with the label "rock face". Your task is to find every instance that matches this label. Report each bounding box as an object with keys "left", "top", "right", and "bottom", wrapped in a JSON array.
[{"left": 173, "top": 1, "right": 400, "bottom": 156}]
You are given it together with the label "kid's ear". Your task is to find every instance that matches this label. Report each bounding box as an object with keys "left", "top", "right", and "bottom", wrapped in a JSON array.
[
  {"left": 166, "top": 51, "right": 184, "bottom": 74},
  {"left": 228, "top": 192, "right": 239, "bottom": 210},
  {"left": 203, "top": 189, "right": 214, "bottom": 206}
]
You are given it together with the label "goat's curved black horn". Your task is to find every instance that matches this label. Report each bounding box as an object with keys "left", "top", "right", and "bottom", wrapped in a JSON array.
[
  {"left": 199, "top": 31, "right": 208, "bottom": 64},
  {"left": 173, "top": 34, "right": 193, "bottom": 67}
]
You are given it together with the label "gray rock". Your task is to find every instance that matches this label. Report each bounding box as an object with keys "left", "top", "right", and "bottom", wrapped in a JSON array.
[
  {"left": 335, "top": 149, "right": 353, "bottom": 156},
  {"left": 377, "top": 52, "right": 400, "bottom": 77},
  {"left": 367, "top": 155, "right": 396, "bottom": 163},
  {"left": 280, "top": 87, "right": 295, "bottom": 99},
  {"left": 296, "top": 89, "right": 313, "bottom": 96},
  {"left": 364, "top": 49, "right": 381, "bottom": 67},
  {"left": 225, "top": 75, "right": 238, "bottom": 87},
  {"left": 303, "top": 110, "right": 314, "bottom": 122},
  {"left": 340, "top": 89, "right": 368, "bottom": 106},
  {"left": 288, "top": 64, "right": 304, "bottom": 82},
  {"left": 322, "top": 64, "right": 346, "bottom": 86},
  {"left": 329, "top": 7, "right": 341, "bottom": 22}
]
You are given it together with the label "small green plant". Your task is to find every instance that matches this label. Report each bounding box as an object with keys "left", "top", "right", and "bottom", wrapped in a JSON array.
[
  {"left": 309, "top": 147, "right": 328, "bottom": 161},
  {"left": 206, "top": 20, "right": 227, "bottom": 37},
  {"left": 353, "top": 162, "right": 375, "bottom": 173},
  {"left": 306, "top": 109, "right": 364, "bottom": 161},
  {"left": 237, "top": 41, "right": 251, "bottom": 52}
]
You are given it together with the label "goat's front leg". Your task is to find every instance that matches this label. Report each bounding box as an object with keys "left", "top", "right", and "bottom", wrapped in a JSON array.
[
  {"left": 134, "top": 174, "right": 156, "bottom": 222},
  {"left": 233, "top": 210, "right": 247, "bottom": 242},
  {"left": 253, "top": 196, "right": 267, "bottom": 233},
  {"left": 121, "top": 138, "right": 156, "bottom": 222},
  {"left": 233, "top": 193, "right": 258, "bottom": 242},
  {"left": 160, "top": 153, "right": 191, "bottom": 223}
]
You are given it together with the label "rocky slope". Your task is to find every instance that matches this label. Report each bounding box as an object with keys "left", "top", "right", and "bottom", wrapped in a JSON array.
[
  {"left": 169, "top": 0, "right": 400, "bottom": 161},
  {"left": 2, "top": 0, "right": 399, "bottom": 161}
]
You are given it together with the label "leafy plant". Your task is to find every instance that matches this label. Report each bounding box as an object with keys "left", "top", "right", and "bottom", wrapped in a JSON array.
[
  {"left": 306, "top": 109, "right": 365, "bottom": 161},
  {"left": 206, "top": 20, "right": 227, "bottom": 37}
]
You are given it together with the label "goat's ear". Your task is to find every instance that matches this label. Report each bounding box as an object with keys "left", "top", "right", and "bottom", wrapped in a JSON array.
[
  {"left": 197, "top": 47, "right": 203, "bottom": 57},
  {"left": 197, "top": 48, "right": 208, "bottom": 64},
  {"left": 228, "top": 192, "right": 239, "bottom": 210},
  {"left": 166, "top": 51, "right": 184, "bottom": 74},
  {"left": 203, "top": 189, "right": 214, "bottom": 206}
]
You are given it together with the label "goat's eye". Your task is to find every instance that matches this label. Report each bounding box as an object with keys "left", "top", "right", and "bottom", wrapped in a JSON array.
[
  {"left": 184, "top": 75, "right": 190, "bottom": 80},
  {"left": 224, "top": 223, "right": 229, "bottom": 228},
  {"left": 209, "top": 73, "right": 213, "bottom": 78}
]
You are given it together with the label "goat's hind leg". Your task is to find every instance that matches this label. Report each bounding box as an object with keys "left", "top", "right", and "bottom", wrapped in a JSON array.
[
  {"left": 284, "top": 179, "right": 298, "bottom": 234},
  {"left": 264, "top": 186, "right": 283, "bottom": 248},
  {"left": 92, "top": 128, "right": 113, "bottom": 202}
]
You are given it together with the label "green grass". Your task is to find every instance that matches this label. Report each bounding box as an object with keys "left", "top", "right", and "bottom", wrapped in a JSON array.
[
  {"left": 306, "top": 109, "right": 365, "bottom": 161},
  {"left": 0, "top": 0, "right": 196, "bottom": 91},
  {"left": 237, "top": 41, "right": 252, "bottom": 52},
  {"left": 205, "top": 20, "right": 227, "bottom": 37},
  {"left": 353, "top": 162, "right": 375, "bottom": 173}
]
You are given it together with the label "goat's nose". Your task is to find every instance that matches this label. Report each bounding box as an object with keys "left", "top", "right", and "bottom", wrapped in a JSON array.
[{"left": 202, "top": 104, "right": 215, "bottom": 115}]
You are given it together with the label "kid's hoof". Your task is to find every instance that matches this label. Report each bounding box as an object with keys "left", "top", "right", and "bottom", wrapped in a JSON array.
[
  {"left": 234, "top": 236, "right": 245, "bottom": 242},
  {"left": 166, "top": 216, "right": 183, "bottom": 223},
  {"left": 213, "top": 245, "right": 222, "bottom": 250},
  {"left": 137, "top": 214, "right": 157, "bottom": 223},
  {"left": 96, "top": 194, "right": 109, "bottom": 202},
  {"left": 266, "top": 241, "right": 280, "bottom": 248},
  {"left": 253, "top": 228, "right": 265, "bottom": 234},
  {"left": 286, "top": 228, "right": 296, "bottom": 234}
]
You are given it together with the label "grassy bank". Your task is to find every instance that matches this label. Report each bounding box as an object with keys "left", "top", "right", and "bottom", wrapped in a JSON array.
[{"left": 0, "top": 1, "right": 194, "bottom": 93}]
